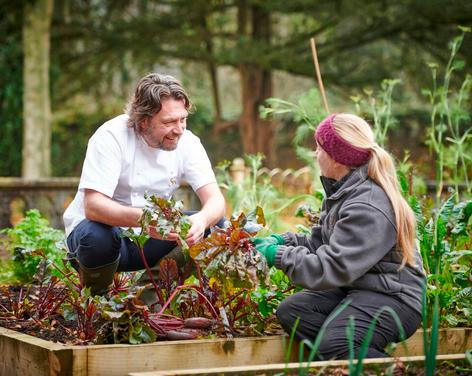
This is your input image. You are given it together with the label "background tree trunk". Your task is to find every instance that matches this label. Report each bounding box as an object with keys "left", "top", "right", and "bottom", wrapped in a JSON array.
[
  {"left": 240, "top": 65, "right": 274, "bottom": 164},
  {"left": 238, "top": 1, "right": 275, "bottom": 166},
  {"left": 22, "top": 0, "right": 53, "bottom": 178}
]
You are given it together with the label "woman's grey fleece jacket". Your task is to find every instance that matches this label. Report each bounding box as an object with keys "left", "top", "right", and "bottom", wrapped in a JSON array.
[{"left": 274, "top": 165, "right": 425, "bottom": 315}]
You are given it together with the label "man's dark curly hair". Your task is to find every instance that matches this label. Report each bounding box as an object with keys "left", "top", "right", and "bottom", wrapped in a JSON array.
[{"left": 126, "top": 73, "right": 191, "bottom": 133}]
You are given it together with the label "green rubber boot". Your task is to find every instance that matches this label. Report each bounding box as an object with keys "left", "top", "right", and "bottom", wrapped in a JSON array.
[{"left": 79, "top": 256, "right": 120, "bottom": 296}]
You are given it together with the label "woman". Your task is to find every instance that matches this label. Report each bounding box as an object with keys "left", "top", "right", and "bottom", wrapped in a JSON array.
[{"left": 253, "top": 113, "right": 425, "bottom": 359}]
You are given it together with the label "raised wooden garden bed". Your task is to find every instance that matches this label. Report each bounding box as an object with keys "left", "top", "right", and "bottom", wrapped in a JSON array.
[
  {"left": 129, "top": 354, "right": 469, "bottom": 376},
  {"left": 1, "top": 327, "right": 471, "bottom": 376}
]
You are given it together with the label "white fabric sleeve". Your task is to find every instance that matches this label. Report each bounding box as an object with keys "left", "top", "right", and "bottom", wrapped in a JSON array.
[
  {"left": 182, "top": 136, "right": 217, "bottom": 191},
  {"left": 78, "top": 129, "right": 122, "bottom": 198}
]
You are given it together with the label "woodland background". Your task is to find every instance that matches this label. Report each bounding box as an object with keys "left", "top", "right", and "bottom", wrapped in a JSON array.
[{"left": 1, "top": 0, "right": 472, "bottom": 178}]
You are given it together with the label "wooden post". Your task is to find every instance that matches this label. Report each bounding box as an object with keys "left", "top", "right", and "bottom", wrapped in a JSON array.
[
  {"left": 230, "top": 158, "right": 246, "bottom": 183},
  {"left": 310, "top": 37, "right": 330, "bottom": 113}
]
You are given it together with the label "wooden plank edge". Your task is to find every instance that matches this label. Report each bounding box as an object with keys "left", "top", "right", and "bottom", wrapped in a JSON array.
[
  {"left": 84, "top": 335, "right": 287, "bottom": 375},
  {"left": 127, "top": 353, "right": 468, "bottom": 376},
  {"left": 0, "top": 326, "right": 88, "bottom": 376},
  {"left": 1, "top": 326, "right": 469, "bottom": 353},
  {"left": 393, "top": 327, "right": 472, "bottom": 357},
  {"left": 80, "top": 334, "right": 284, "bottom": 349},
  {"left": 0, "top": 326, "right": 66, "bottom": 350},
  {"left": 1, "top": 325, "right": 470, "bottom": 375}
]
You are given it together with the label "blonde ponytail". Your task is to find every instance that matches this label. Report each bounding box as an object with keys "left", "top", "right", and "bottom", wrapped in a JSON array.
[
  {"left": 368, "top": 145, "right": 416, "bottom": 267},
  {"left": 333, "top": 114, "right": 416, "bottom": 267}
]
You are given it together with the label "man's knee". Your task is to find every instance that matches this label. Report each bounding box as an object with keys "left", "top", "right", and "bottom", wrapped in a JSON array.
[
  {"left": 203, "top": 217, "right": 226, "bottom": 237},
  {"left": 214, "top": 217, "right": 226, "bottom": 229},
  {"left": 74, "top": 221, "right": 121, "bottom": 267}
]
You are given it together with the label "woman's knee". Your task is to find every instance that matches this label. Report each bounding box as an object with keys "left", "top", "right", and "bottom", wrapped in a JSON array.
[
  {"left": 316, "top": 328, "right": 351, "bottom": 360},
  {"left": 316, "top": 338, "right": 345, "bottom": 360},
  {"left": 317, "top": 337, "right": 386, "bottom": 360},
  {"left": 276, "top": 295, "right": 301, "bottom": 331},
  {"left": 315, "top": 322, "right": 387, "bottom": 360}
]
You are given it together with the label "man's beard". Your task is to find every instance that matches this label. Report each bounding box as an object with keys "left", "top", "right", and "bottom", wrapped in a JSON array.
[
  {"left": 159, "top": 142, "right": 178, "bottom": 151},
  {"left": 142, "top": 128, "right": 180, "bottom": 150}
]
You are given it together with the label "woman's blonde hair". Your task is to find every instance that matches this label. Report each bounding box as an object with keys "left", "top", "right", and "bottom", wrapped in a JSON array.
[{"left": 332, "top": 113, "right": 416, "bottom": 267}]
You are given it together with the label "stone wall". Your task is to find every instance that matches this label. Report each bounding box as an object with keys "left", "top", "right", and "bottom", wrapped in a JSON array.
[
  {"left": 0, "top": 159, "right": 450, "bottom": 230},
  {"left": 0, "top": 178, "right": 198, "bottom": 229}
]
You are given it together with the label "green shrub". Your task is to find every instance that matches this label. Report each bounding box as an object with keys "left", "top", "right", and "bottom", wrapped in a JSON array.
[{"left": 0, "top": 209, "right": 66, "bottom": 283}]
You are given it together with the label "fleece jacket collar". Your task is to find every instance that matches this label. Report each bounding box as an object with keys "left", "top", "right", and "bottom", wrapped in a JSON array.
[{"left": 321, "top": 164, "right": 369, "bottom": 201}]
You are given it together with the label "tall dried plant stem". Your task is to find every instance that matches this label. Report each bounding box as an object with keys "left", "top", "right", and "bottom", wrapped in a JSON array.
[{"left": 310, "top": 37, "right": 330, "bottom": 113}]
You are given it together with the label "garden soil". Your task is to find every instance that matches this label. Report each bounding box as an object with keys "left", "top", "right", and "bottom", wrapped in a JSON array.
[{"left": 0, "top": 285, "right": 79, "bottom": 344}]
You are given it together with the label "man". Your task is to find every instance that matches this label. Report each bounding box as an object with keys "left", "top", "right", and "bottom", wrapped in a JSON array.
[{"left": 64, "top": 73, "right": 225, "bottom": 295}]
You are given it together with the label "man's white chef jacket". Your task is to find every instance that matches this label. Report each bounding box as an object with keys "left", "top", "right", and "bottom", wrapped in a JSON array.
[{"left": 63, "top": 114, "right": 216, "bottom": 237}]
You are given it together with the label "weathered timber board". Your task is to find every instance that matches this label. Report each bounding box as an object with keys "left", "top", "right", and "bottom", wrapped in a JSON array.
[
  {"left": 128, "top": 354, "right": 468, "bottom": 376},
  {"left": 1, "top": 326, "right": 470, "bottom": 376},
  {"left": 0, "top": 327, "right": 87, "bottom": 376}
]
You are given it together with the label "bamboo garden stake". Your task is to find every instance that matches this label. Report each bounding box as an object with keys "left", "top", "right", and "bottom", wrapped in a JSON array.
[{"left": 310, "top": 37, "right": 330, "bottom": 113}]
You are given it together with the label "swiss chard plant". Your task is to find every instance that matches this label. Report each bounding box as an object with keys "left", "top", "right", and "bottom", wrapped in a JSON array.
[
  {"left": 139, "top": 194, "right": 191, "bottom": 250},
  {"left": 93, "top": 287, "right": 156, "bottom": 344},
  {"left": 122, "top": 195, "right": 192, "bottom": 307},
  {"left": 189, "top": 207, "right": 269, "bottom": 291},
  {"left": 122, "top": 195, "right": 226, "bottom": 338},
  {"left": 186, "top": 206, "right": 288, "bottom": 335}
]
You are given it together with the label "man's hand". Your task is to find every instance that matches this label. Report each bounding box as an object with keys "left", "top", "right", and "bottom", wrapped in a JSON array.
[
  {"left": 185, "top": 212, "right": 207, "bottom": 247},
  {"left": 147, "top": 212, "right": 207, "bottom": 247},
  {"left": 147, "top": 226, "right": 179, "bottom": 241}
]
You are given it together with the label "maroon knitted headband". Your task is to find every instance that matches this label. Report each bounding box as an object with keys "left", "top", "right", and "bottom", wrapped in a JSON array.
[{"left": 315, "top": 114, "right": 371, "bottom": 167}]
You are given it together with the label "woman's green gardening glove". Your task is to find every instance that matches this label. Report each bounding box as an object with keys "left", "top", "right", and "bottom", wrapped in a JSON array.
[
  {"left": 255, "top": 243, "right": 278, "bottom": 267},
  {"left": 250, "top": 234, "right": 284, "bottom": 247},
  {"left": 250, "top": 234, "right": 284, "bottom": 267}
]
